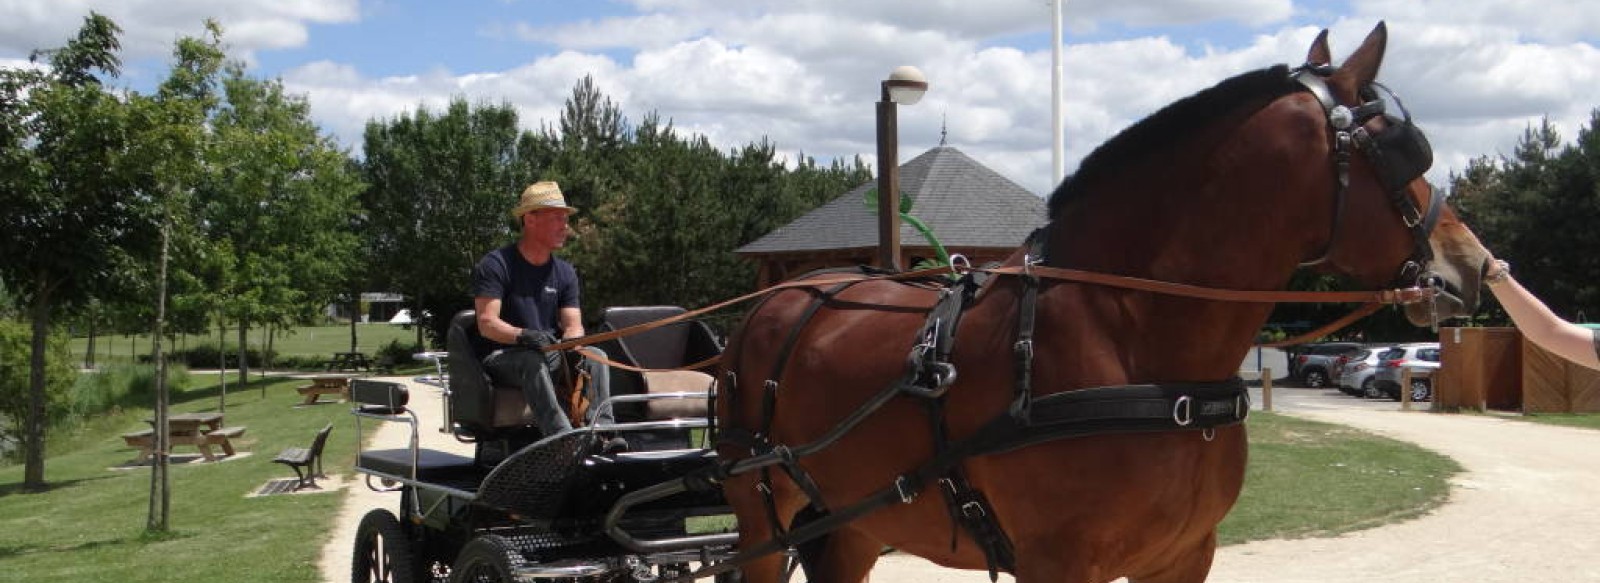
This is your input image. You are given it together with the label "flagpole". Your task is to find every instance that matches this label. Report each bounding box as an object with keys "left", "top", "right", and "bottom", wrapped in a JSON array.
[{"left": 1051, "top": 0, "right": 1065, "bottom": 184}]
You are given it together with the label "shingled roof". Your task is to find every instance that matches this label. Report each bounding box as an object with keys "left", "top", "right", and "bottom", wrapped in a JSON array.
[{"left": 737, "top": 146, "right": 1047, "bottom": 255}]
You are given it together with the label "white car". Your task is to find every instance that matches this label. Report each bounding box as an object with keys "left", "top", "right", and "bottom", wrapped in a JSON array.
[{"left": 1372, "top": 343, "right": 1442, "bottom": 401}]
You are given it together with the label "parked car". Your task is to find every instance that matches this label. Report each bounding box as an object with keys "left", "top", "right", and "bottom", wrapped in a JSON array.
[
  {"left": 1287, "top": 342, "right": 1364, "bottom": 388},
  {"left": 1372, "top": 343, "right": 1442, "bottom": 401},
  {"left": 1333, "top": 348, "right": 1383, "bottom": 398}
]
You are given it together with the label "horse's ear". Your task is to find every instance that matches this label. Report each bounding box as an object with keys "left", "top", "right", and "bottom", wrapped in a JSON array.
[
  {"left": 1305, "top": 29, "right": 1331, "bottom": 65},
  {"left": 1333, "top": 21, "right": 1387, "bottom": 89}
]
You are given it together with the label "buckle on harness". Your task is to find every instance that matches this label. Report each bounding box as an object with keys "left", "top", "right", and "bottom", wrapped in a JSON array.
[
  {"left": 960, "top": 500, "right": 987, "bottom": 519},
  {"left": 894, "top": 476, "right": 917, "bottom": 504},
  {"left": 1013, "top": 340, "right": 1033, "bottom": 360},
  {"left": 1173, "top": 395, "right": 1194, "bottom": 427}
]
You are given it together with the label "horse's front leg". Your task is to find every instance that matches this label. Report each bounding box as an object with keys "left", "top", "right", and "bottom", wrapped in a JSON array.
[
  {"left": 1127, "top": 531, "right": 1218, "bottom": 583},
  {"left": 801, "top": 525, "right": 880, "bottom": 583},
  {"left": 721, "top": 470, "right": 795, "bottom": 583}
]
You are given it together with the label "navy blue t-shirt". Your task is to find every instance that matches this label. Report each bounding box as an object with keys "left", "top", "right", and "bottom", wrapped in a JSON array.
[{"left": 470, "top": 245, "right": 581, "bottom": 351}]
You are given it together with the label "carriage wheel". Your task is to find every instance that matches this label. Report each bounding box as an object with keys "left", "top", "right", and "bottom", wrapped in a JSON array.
[
  {"left": 448, "top": 534, "right": 527, "bottom": 583},
  {"left": 352, "top": 509, "right": 420, "bottom": 583}
]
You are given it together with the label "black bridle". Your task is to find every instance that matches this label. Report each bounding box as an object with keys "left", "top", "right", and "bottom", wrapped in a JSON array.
[{"left": 1291, "top": 64, "right": 1444, "bottom": 289}]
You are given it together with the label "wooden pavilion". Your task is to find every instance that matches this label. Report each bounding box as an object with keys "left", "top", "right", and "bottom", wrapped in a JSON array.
[{"left": 737, "top": 146, "right": 1048, "bottom": 286}]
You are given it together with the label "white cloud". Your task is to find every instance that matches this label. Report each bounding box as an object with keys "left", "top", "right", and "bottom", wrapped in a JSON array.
[
  {"left": 5, "top": 1, "right": 1599, "bottom": 198},
  {"left": 0, "top": 0, "right": 358, "bottom": 62}
]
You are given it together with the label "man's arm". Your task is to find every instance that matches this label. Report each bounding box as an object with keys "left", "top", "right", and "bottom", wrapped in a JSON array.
[
  {"left": 558, "top": 306, "right": 584, "bottom": 340},
  {"left": 474, "top": 296, "right": 523, "bottom": 345}
]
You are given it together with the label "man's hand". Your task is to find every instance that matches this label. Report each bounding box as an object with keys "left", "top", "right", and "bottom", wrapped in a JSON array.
[{"left": 517, "top": 328, "right": 558, "bottom": 349}]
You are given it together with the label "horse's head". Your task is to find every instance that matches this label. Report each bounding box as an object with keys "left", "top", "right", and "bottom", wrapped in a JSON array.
[{"left": 1294, "top": 23, "right": 1488, "bottom": 326}]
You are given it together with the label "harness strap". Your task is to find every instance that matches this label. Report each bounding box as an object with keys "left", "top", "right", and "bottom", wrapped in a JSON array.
[
  {"left": 681, "top": 380, "right": 1249, "bottom": 582},
  {"left": 1010, "top": 230, "right": 1047, "bottom": 419},
  {"left": 937, "top": 473, "right": 1015, "bottom": 581},
  {"left": 745, "top": 278, "right": 869, "bottom": 537}
]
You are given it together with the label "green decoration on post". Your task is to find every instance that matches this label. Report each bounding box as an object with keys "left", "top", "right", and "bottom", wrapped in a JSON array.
[{"left": 864, "top": 188, "right": 952, "bottom": 271}]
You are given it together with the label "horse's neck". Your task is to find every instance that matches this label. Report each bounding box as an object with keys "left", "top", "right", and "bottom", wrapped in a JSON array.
[{"left": 1020, "top": 195, "right": 1309, "bottom": 382}]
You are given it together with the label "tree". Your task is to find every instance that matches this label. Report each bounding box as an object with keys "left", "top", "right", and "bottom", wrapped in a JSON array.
[
  {"left": 361, "top": 99, "right": 538, "bottom": 346},
  {"left": 0, "top": 13, "right": 164, "bottom": 490},
  {"left": 125, "top": 21, "right": 226, "bottom": 532},
  {"left": 199, "top": 67, "right": 363, "bottom": 382}
]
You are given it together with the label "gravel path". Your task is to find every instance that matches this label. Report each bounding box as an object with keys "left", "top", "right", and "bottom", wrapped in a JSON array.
[{"left": 320, "top": 381, "right": 1600, "bottom": 582}]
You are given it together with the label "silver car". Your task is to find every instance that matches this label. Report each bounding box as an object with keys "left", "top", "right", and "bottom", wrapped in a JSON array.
[
  {"left": 1333, "top": 349, "right": 1384, "bottom": 398},
  {"left": 1372, "top": 343, "right": 1442, "bottom": 401}
]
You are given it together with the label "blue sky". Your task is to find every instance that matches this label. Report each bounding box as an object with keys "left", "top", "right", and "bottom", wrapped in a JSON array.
[{"left": 3, "top": 0, "right": 1599, "bottom": 195}]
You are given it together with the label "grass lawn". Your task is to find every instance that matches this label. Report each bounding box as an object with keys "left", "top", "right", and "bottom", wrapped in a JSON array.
[
  {"left": 1, "top": 393, "right": 1455, "bottom": 581},
  {"left": 0, "top": 373, "right": 368, "bottom": 583},
  {"left": 1219, "top": 411, "right": 1460, "bottom": 544},
  {"left": 69, "top": 324, "right": 425, "bottom": 366},
  {"left": 1511, "top": 413, "right": 1600, "bottom": 430}
]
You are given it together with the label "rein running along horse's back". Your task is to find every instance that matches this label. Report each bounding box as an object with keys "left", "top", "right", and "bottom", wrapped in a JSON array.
[{"left": 712, "top": 23, "right": 1490, "bottom": 583}]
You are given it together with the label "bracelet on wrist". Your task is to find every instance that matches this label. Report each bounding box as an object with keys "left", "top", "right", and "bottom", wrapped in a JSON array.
[{"left": 1484, "top": 259, "right": 1512, "bottom": 285}]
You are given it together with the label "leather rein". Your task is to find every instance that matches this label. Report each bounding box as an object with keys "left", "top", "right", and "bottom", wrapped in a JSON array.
[{"left": 546, "top": 260, "right": 1437, "bottom": 367}]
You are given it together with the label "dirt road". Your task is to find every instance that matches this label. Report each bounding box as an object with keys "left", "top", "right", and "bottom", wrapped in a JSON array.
[{"left": 322, "top": 382, "right": 1600, "bottom": 582}]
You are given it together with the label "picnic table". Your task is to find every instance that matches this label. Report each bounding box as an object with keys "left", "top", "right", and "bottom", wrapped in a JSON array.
[
  {"left": 325, "top": 351, "right": 372, "bottom": 372},
  {"left": 121, "top": 412, "right": 247, "bottom": 462},
  {"left": 296, "top": 374, "right": 357, "bottom": 405}
]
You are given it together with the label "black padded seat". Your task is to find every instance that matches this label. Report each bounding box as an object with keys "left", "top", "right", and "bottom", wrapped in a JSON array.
[
  {"left": 358, "top": 448, "right": 481, "bottom": 483},
  {"left": 447, "top": 310, "right": 539, "bottom": 439},
  {"left": 594, "top": 306, "right": 722, "bottom": 422}
]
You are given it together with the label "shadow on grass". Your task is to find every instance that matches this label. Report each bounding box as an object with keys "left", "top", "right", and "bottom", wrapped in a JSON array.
[
  {"left": 0, "top": 527, "right": 197, "bottom": 560},
  {"left": 0, "top": 474, "right": 118, "bottom": 498},
  {"left": 170, "top": 375, "right": 299, "bottom": 410}
]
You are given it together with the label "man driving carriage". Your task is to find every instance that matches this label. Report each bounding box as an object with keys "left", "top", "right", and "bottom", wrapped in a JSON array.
[{"left": 470, "top": 181, "right": 627, "bottom": 453}]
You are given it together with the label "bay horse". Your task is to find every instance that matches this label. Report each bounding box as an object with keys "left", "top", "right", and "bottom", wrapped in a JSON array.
[{"left": 716, "top": 23, "right": 1489, "bottom": 583}]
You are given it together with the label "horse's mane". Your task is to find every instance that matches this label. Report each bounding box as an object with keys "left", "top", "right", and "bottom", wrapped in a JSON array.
[{"left": 1047, "top": 64, "right": 1298, "bottom": 220}]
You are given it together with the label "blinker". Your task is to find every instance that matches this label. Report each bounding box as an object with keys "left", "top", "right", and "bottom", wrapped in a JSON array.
[{"left": 1353, "top": 82, "right": 1434, "bottom": 193}]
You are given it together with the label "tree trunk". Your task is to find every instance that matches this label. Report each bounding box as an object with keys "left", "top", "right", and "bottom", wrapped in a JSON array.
[
  {"left": 349, "top": 293, "right": 359, "bottom": 354},
  {"left": 85, "top": 317, "right": 96, "bottom": 370},
  {"left": 414, "top": 295, "right": 425, "bottom": 350},
  {"left": 236, "top": 321, "right": 249, "bottom": 385},
  {"left": 260, "top": 324, "right": 269, "bottom": 380},
  {"left": 23, "top": 277, "right": 53, "bottom": 491},
  {"left": 217, "top": 319, "right": 227, "bottom": 405},
  {"left": 147, "top": 222, "right": 172, "bottom": 532}
]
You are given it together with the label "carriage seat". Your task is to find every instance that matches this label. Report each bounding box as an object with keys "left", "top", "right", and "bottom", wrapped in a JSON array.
[
  {"left": 595, "top": 306, "right": 722, "bottom": 421},
  {"left": 447, "top": 310, "right": 539, "bottom": 438}
]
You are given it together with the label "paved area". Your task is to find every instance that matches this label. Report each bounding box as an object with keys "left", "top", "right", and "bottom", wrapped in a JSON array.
[{"left": 320, "top": 376, "right": 1600, "bottom": 582}]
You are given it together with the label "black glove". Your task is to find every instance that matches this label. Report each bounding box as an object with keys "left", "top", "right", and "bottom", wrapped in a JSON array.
[{"left": 516, "top": 328, "right": 558, "bottom": 349}]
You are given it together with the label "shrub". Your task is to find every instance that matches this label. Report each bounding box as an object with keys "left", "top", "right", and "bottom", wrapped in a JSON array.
[
  {"left": 64, "top": 362, "right": 191, "bottom": 420},
  {"left": 376, "top": 339, "right": 421, "bottom": 369},
  {"left": 0, "top": 318, "right": 77, "bottom": 459}
]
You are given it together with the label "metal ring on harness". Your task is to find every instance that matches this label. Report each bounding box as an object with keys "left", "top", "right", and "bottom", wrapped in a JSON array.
[{"left": 1173, "top": 395, "right": 1194, "bottom": 427}]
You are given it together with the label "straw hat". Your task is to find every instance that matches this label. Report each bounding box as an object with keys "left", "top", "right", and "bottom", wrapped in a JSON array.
[{"left": 510, "top": 181, "right": 578, "bottom": 218}]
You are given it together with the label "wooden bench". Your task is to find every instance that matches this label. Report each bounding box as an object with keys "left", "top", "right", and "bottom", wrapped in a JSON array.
[
  {"left": 273, "top": 424, "right": 334, "bottom": 490},
  {"left": 324, "top": 351, "right": 372, "bottom": 372},
  {"left": 296, "top": 377, "right": 350, "bottom": 405},
  {"left": 203, "top": 426, "right": 247, "bottom": 457},
  {"left": 122, "top": 429, "right": 156, "bottom": 452}
]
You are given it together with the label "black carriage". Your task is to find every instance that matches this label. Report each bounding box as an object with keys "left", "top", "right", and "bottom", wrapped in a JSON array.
[{"left": 349, "top": 307, "right": 741, "bottom": 583}]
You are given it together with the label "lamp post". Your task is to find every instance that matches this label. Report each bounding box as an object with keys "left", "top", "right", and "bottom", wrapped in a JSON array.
[{"left": 876, "top": 65, "right": 928, "bottom": 271}]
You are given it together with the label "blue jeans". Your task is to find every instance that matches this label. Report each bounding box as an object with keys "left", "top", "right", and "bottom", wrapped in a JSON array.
[{"left": 482, "top": 346, "right": 613, "bottom": 436}]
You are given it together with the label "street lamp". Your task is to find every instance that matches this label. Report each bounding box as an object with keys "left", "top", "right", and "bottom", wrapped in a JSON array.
[{"left": 876, "top": 65, "right": 928, "bottom": 271}]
